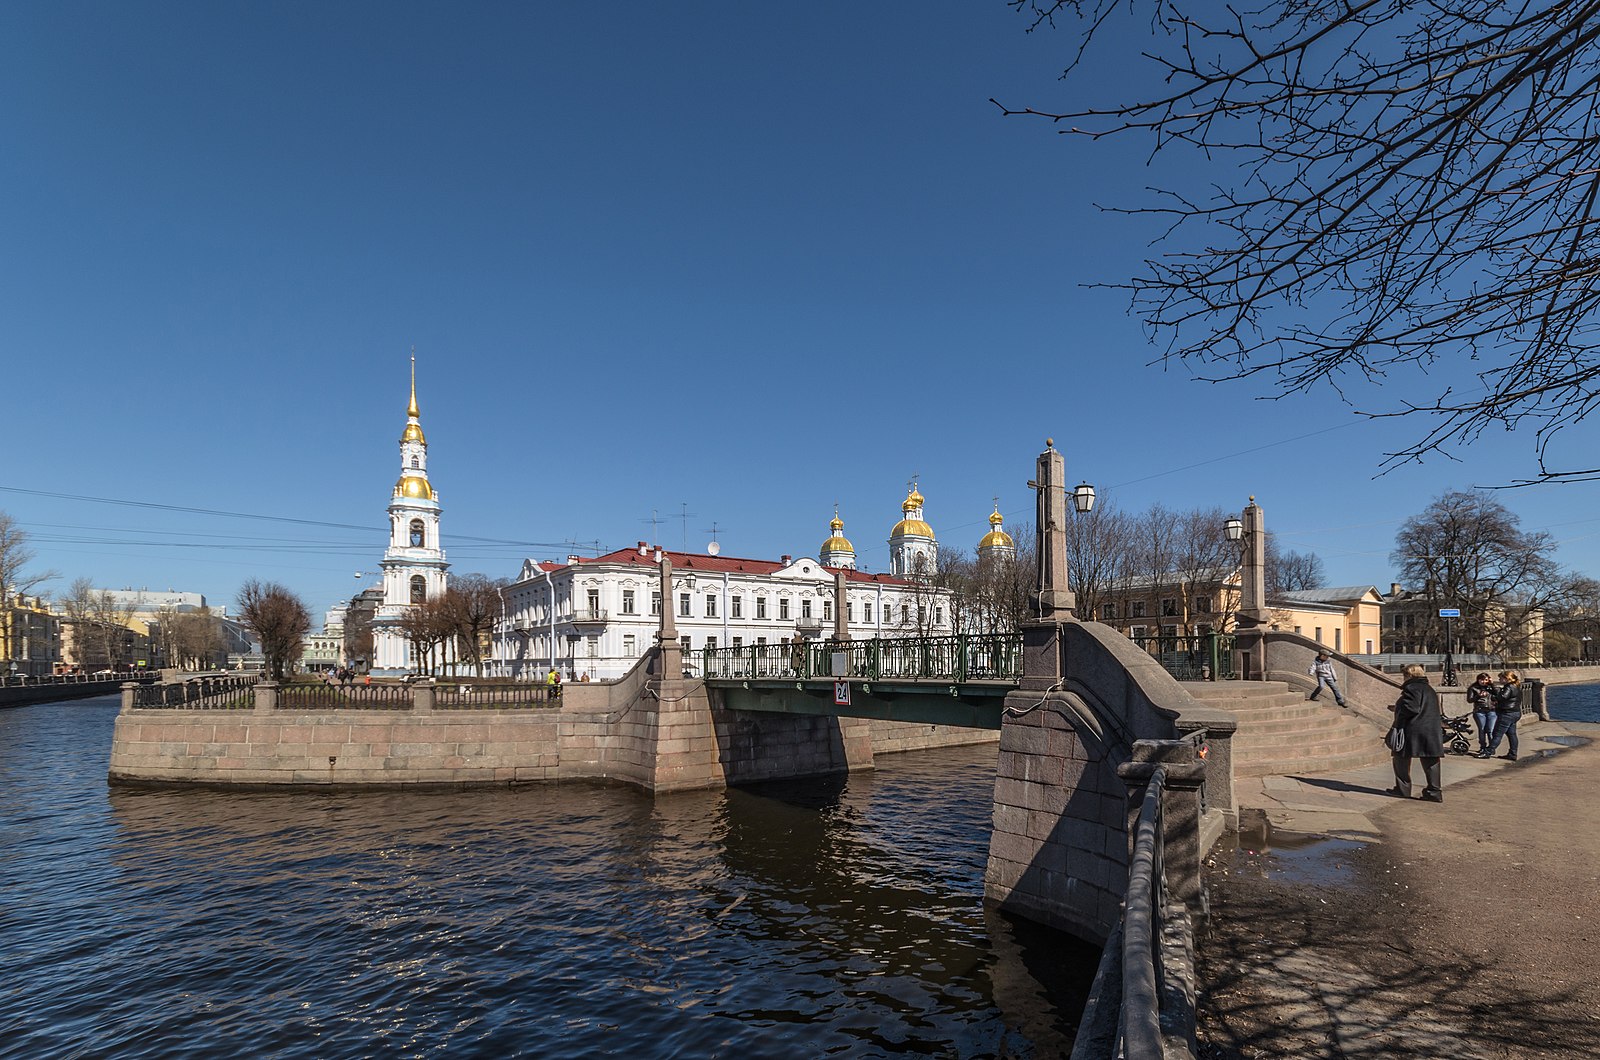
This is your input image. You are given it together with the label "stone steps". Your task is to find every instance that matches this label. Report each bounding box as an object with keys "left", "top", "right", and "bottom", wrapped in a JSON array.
[{"left": 1182, "top": 680, "right": 1390, "bottom": 779}]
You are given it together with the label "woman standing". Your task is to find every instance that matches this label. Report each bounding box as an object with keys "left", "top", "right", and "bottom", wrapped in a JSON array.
[
  {"left": 1479, "top": 670, "right": 1523, "bottom": 761},
  {"left": 1388, "top": 663, "right": 1445, "bottom": 802},
  {"left": 1466, "top": 672, "right": 1497, "bottom": 755}
]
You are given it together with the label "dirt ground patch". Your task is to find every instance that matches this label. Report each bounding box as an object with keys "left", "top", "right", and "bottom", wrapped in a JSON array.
[{"left": 1197, "top": 732, "right": 1600, "bottom": 1058}]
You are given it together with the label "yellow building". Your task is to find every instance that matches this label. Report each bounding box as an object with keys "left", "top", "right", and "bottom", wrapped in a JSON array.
[
  {"left": 2, "top": 595, "right": 62, "bottom": 678},
  {"left": 1097, "top": 572, "right": 1383, "bottom": 656}
]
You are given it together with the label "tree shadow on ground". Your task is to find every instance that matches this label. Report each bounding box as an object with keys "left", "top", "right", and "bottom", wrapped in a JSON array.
[{"left": 1197, "top": 842, "right": 1592, "bottom": 1058}]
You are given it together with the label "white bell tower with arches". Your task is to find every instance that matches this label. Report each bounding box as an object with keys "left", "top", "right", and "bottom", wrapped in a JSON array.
[{"left": 371, "top": 357, "right": 451, "bottom": 674}]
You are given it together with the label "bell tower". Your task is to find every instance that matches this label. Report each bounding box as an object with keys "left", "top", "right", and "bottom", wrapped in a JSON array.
[{"left": 371, "top": 355, "right": 451, "bottom": 674}]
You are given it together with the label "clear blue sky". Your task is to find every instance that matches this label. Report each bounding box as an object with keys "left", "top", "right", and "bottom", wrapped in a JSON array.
[{"left": 5, "top": 1, "right": 1597, "bottom": 621}]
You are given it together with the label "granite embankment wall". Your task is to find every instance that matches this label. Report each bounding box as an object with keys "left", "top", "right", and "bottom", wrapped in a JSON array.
[
  {"left": 108, "top": 665, "right": 996, "bottom": 792},
  {"left": 985, "top": 620, "right": 1237, "bottom": 946}
]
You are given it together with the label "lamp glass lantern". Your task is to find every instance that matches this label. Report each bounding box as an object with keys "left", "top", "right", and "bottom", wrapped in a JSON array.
[
  {"left": 1224, "top": 517, "right": 1244, "bottom": 542},
  {"left": 1072, "top": 482, "right": 1096, "bottom": 514}
]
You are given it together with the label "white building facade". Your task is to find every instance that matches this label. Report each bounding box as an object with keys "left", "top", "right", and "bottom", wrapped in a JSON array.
[{"left": 497, "top": 498, "right": 953, "bottom": 681}]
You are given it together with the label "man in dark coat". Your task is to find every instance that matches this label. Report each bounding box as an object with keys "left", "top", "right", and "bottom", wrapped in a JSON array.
[{"left": 1389, "top": 663, "right": 1445, "bottom": 801}]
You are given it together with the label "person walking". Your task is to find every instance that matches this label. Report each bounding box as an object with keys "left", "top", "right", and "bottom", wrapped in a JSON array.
[
  {"left": 546, "top": 666, "right": 562, "bottom": 700},
  {"left": 1466, "top": 672, "right": 1497, "bottom": 754},
  {"left": 1479, "top": 670, "right": 1523, "bottom": 761},
  {"left": 1387, "top": 663, "right": 1445, "bottom": 802},
  {"left": 1307, "top": 650, "right": 1348, "bottom": 706}
]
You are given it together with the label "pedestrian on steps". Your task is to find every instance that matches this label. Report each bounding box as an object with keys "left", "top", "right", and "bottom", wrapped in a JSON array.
[
  {"left": 1388, "top": 663, "right": 1445, "bottom": 802},
  {"left": 1308, "top": 650, "right": 1348, "bottom": 707}
]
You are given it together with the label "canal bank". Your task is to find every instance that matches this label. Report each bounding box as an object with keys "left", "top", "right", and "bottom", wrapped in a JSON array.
[{"left": 1197, "top": 715, "right": 1600, "bottom": 1058}]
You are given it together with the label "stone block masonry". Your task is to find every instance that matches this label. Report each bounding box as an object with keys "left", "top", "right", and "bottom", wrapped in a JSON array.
[{"left": 106, "top": 667, "right": 995, "bottom": 792}]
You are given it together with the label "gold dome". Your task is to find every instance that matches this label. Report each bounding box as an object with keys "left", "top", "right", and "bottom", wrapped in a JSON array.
[
  {"left": 980, "top": 505, "right": 1013, "bottom": 550},
  {"left": 395, "top": 474, "right": 435, "bottom": 500},
  {"left": 892, "top": 518, "right": 935, "bottom": 540},
  {"left": 902, "top": 488, "right": 925, "bottom": 513},
  {"left": 979, "top": 528, "right": 1015, "bottom": 550},
  {"left": 401, "top": 421, "right": 426, "bottom": 445},
  {"left": 822, "top": 511, "right": 854, "bottom": 555}
]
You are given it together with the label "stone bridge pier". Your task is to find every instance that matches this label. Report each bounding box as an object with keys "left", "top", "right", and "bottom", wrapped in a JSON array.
[{"left": 983, "top": 441, "right": 1236, "bottom": 945}]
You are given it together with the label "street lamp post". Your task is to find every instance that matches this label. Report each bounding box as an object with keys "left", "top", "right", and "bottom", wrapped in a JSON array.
[{"left": 1019, "top": 439, "right": 1095, "bottom": 691}]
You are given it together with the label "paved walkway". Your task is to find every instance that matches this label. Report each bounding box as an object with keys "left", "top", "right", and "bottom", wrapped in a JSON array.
[{"left": 1198, "top": 718, "right": 1600, "bottom": 1058}]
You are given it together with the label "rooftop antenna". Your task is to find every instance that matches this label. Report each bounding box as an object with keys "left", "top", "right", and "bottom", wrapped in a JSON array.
[
  {"left": 641, "top": 508, "right": 662, "bottom": 545},
  {"left": 678, "top": 502, "right": 696, "bottom": 551}
]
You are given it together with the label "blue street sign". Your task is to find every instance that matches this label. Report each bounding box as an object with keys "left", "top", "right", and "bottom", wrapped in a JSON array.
[{"left": 1439, "top": 608, "right": 1461, "bottom": 617}]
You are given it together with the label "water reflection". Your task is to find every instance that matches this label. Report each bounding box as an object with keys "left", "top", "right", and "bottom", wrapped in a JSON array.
[{"left": 2, "top": 699, "right": 1093, "bottom": 1057}]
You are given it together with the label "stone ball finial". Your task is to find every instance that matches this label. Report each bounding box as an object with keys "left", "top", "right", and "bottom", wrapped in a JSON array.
[{"left": 1046, "top": 437, "right": 1054, "bottom": 448}]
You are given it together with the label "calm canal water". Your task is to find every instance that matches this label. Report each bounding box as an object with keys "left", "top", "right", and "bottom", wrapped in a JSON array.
[
  {"left": 1546, "top": 681, "right": 1600, "bottom": 724},
  {"left": 0, "top": 696, "right": 1095, "bottom": 1058}
]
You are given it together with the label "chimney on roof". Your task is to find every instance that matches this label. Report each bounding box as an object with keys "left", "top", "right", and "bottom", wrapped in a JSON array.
[
  {"left": 1391, "top": 582, "right": 1401, "bottom": 597},
  {"left": 567, "top": 555, "right": 581, "bottom": 564},
  {"left": 638, "top": 541, "right": 648, "bottom": 555},
  {"left": 654, "top": 547, "right": 662, "bottom": 561},
  {"left": 781, "top": 555, "right": 791, "bottom": 565}
]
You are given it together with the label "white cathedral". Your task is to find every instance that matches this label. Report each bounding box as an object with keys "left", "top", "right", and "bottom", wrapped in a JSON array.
[{"left": 357, "top": 368, "right": 1020, "bottom": 679}]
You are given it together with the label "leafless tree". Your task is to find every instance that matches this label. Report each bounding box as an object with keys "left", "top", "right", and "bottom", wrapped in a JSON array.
[
  {"left": 163, "top": 607, "right": 225, "bottom": 671},
  {"left": 1120, "top": 505, "right": 1237, "bottom": 635},
  {"left": 0, "top": 511, "right": 57, "bottom": 665},
  {"left": 444, "top": 573, "right": 508, "bottom": 677},
  {"left": 399, "top": 597, "right": 456, "bottom": 675},
  {"left": 1392, "top": 491, "right": 1561, "bottom": 656},
  {"left": 1065, "top": 499, "right": 1134, "bottom": 622},
  {"left": 1267, "top": 540, "right": 1328, "bottom": 594},
  {"left": 236, "top": 580, "right": 311, "bottom": 681},
  {"left": 58, "top": 578, "right": 135, "bottom": 670},
  {"left": 1003, "top": 1, "right": 1600, "bottom": 483}
]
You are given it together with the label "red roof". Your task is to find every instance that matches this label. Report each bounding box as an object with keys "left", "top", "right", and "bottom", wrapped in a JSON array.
[{"left": 553, "top": 543, "right": 912, "bottom": 585}]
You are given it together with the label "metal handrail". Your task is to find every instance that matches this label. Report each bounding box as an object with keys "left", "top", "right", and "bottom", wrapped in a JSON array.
[{"left": 1120, "top": 765, "right": 1167, "bottom": 1056}]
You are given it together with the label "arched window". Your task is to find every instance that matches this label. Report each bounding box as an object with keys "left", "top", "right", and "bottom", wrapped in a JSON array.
[
  {"left": 410, "top": 576, "right": 426, "bottom": 603},
  {"left": 409, "top": 519, "right": 425, "bottom": 548},
  {"left": 410, "top": 456, "right": 420, "bottom": 469}
]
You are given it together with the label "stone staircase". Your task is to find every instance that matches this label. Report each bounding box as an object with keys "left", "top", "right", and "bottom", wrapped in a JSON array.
[{"left": 1182, "top": 680, "right": 1390, "bottom": 778}]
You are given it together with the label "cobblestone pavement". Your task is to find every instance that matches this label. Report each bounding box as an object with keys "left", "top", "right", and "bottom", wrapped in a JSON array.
[{"left": 1198, "top": 721, "right": 1600, "bottom": 1059}]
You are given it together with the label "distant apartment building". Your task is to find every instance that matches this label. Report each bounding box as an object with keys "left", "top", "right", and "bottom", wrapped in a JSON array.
[
  {"left": 1381, "top": 585, "right": 1544, "bottom": 666},
  {"left": 1096, "top": 570, "right": 1383, "bottom": 655},
  {"left": 2, "top": 595, "right": 62, "bottom": 677},
  {"left": 59, "top": 618, "right": 149, "bottom": 672}
]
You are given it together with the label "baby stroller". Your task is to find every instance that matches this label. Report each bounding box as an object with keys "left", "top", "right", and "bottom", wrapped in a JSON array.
[{"left": 1441, "top": 713, "right": 1473, "bottom": 755}]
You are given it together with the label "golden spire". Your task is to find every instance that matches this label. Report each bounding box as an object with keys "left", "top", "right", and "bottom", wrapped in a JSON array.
[
  {"left": 407, "top": 350, "right": 420, "bottom": 418},
  {"left": 400, "top": 350, "right": 427, "bottom": 445}
]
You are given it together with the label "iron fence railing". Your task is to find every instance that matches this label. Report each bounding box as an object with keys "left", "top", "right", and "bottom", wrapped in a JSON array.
[
  {"left": 276, "top": 683, "right": 412, "bottom": 711},
  {"left": 132, "top": 675, "right": 256, "bottom": 710},
  {"left": 435, "top": 683, "right": 552, "bottom": 710},
  {"left": 1, "top": 672, "right": 152, "bottom": 688},
  {"left": 699, "top": 633, "right": 1023, "bottom": 683},
  {"left": 1129, "top": 633, "right": 1236, "bottom": 681}
]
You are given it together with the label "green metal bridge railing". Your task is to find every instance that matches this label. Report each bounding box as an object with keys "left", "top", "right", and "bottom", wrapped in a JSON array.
[
  {"left": 701, "top": 632, "right": 1023, "bottom": 684},
  {"left": 1126, "top": 633, "right": 1236, "bottom": 681}
]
